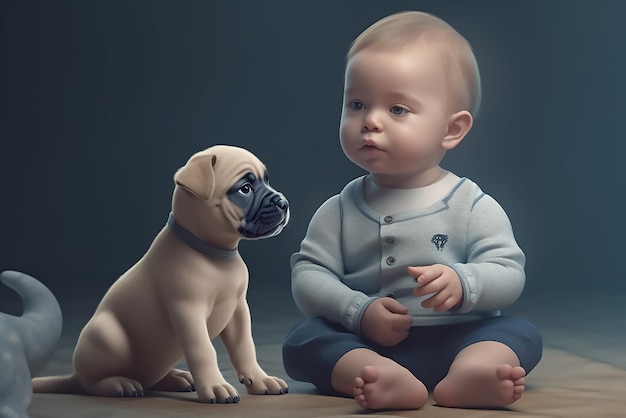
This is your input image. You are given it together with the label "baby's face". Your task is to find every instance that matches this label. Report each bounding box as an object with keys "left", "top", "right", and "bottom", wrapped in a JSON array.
[{"left": 340, "top": 41, "right": 455, "bottom": 187}]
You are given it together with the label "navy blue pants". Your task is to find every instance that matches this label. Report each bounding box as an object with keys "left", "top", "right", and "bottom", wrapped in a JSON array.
[{"left": 282, "top": 315, "right": 542, "bottom": 395}]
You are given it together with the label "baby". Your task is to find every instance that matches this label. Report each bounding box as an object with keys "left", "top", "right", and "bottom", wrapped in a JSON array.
[{"left": 282, "top": 11, "right": 542, "bottom": 410}]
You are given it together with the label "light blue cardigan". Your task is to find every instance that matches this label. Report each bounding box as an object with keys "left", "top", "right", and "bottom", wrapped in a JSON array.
[{"left": 291, "top": 175, "right": 525, "bottom": 334}]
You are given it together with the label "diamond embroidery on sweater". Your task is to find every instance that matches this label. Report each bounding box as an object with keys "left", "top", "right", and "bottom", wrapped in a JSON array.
[{"left": 431, "top": 234, "right": 448, "bottom": 251}]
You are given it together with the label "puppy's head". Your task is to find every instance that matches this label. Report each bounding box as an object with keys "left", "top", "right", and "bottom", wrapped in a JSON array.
[{"left": 173, "top": 145, "right": 289, "bottom": 240}]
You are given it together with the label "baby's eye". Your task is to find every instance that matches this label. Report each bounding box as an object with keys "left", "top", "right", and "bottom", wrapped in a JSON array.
[
  {"left": 348, "top": 100, "right": 365, "bottom": 111},
  {"left": 390, "top": 106, "right": 407, "bottom": 116}
]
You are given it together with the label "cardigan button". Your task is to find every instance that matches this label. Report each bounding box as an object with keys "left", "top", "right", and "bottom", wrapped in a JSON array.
[
  {"left": 384, "top": 215, "right": 394, "bottom": 224},
  {"left": 386, "top": 256, "right": 396, "bottom": 266}
]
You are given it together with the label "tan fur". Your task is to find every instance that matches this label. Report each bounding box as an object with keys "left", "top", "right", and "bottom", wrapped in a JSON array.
[{"left": 32, "top": 145, "right": 289, "bottom": 403}]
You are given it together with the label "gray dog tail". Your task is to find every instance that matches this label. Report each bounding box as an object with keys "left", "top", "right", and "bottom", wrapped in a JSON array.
[{"left": 0, "top": 270, "right": 63, "bottom": 377}]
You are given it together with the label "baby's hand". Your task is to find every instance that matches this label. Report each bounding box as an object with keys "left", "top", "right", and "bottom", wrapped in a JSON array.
[
  {"left": 360, "top": 297, "right": 412, "bottom": 347},
  {"left": 409, "top": 264, "right": 463, "bottom": 312}
]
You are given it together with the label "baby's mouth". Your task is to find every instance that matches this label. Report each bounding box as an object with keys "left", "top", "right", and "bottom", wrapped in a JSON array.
[{"left": 361, "top": 143, "right": 383, "bottom": 152}]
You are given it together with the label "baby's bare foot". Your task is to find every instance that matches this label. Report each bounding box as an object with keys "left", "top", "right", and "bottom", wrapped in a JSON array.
[
  {"left": 353, "top": 365, "right": 427, "bottom": 410},
  {"left": 433, "top": 364, "right": 526, "bottom": 408}
]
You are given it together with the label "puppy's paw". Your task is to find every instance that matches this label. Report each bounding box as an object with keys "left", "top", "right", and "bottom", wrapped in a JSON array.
[
  {"left": 197, "top": 382, "right": 240, "bottom": 404},
  {"left": 86, "top": 376, "right": 144, "bottom": 398},
  {"left": 240, "top": 373, "right": 289, "bottom": 395},
  {"left": 150, "top": 368, "right": 195, "bottom": 392}
]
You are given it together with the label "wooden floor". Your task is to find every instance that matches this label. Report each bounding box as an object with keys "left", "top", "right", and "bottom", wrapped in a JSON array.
[{"left": 6, "top": 283, "right": 626, "bottom": 417}]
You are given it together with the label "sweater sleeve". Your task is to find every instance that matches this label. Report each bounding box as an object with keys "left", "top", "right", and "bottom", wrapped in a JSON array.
[
  {"left": 290, "top": 195, "right": 375, "bottom": 333},
  {"left": 452, "top": 193, "right": 526, "bottom": 313}
]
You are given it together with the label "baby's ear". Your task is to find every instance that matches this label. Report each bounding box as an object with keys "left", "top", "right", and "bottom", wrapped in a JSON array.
[
  {"left": 443, "top": 110, "right": 473, "bottom": 150},
  {"left": 174, "top": 154, "right": 217, "bottom": 200}
]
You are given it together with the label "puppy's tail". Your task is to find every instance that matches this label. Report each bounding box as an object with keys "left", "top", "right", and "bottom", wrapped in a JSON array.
[
  {"left": 32, "top": 374, "right": 86, "bottom": 394},
  {"left": 0, "top": 270, "right": 62, "bottom": 377}
]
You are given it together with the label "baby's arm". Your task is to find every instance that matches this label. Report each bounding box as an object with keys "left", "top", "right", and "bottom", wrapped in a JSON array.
[
  {"left": 409, "top": 194, "right": 525, "bottom": 314},
  {"left": 291, "top": 196, "right": 375, "bottom": 334},
  {"left": 450, "top": 194, "right": 526, "bottom": 312}
]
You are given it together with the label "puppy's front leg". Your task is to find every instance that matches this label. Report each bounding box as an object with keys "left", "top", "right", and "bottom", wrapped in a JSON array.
[
  {"left": 220, "top": 295, "right": 289, "bottom": 395},
  {"left": 169, "top": 305, "right": 240, "bottom": 403}
]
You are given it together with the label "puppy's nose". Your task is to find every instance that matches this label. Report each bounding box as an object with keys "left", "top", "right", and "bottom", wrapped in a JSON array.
[{"left": 271, "top": 195, "right": 289, "bottom": 210}]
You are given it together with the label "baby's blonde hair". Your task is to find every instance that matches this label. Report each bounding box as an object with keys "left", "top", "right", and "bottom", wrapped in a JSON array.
[{"left": 347, "top": 11, "right": 482, "bottom": 116}]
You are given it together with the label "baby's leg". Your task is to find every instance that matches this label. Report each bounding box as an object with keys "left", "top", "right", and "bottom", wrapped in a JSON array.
[
  {"left": 433, "top": 341, "right": 526, "bottom": 408},
  {"left": 331, "top": 348, "right": 428, "bottom": 410}
]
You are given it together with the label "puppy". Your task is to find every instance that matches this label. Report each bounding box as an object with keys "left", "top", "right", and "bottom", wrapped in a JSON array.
[
  {"left": 32, "top": 145, "right": 290, "bottom": 404},
  {"left": 0, "top": 270, "right": 62, "bottom": 418}
]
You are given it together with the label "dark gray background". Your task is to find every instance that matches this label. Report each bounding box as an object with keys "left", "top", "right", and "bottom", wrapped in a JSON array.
[{"left": 1, "top": 1, "right": 624, "bottom": 328}]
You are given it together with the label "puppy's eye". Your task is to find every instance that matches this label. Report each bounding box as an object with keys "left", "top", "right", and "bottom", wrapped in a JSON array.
[{"left": 239, "top": 183, "right": 253, "bottom": 195}]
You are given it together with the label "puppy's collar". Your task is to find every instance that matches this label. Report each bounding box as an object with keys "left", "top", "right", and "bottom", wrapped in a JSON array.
[{"left": 166, "top": 212, "right": 238, "bottom": 259}]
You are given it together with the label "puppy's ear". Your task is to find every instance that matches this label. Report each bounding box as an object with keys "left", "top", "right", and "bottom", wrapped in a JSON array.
[{"left": 174, "top": 154, "right": 217, "bottom": 200}]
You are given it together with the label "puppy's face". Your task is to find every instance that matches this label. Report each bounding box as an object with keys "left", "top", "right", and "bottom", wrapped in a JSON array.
[
  {"left": 174, "top": 145, "right": 289, "bottom": 240},
  {"left": 227, "top": 171, "right": 289, "bottom": 239}
]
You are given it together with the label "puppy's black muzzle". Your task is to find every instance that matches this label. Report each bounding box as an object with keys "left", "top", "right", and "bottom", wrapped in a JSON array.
[{"left": 227, "top": 173, "right": 289, "bottom": 239}]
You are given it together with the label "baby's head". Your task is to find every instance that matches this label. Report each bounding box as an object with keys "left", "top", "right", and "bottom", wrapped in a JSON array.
[
  {"left": 347, "top": 11, "right": 481, "bottom": 116},
  {"left": 339, "top": 11, "right": 481, "bottom": 187}
]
